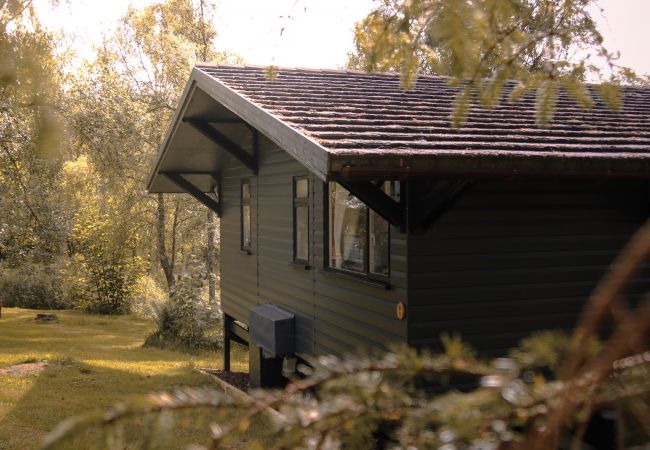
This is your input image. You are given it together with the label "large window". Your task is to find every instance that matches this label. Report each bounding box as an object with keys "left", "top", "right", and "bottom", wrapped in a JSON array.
[
  {"left": 293, "top": 177, "right": 309, "bottom": 263},
  {"left": 328, "top": 182, "right": 392, "bottom": 276},
  {"left": 241, "top": 181, "right": 251, "bottom": 251}
]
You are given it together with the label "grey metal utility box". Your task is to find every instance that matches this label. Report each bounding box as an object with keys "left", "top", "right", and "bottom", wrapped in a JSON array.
[{"left": 249, "top": 304, "right": 295, "bottom": 357}]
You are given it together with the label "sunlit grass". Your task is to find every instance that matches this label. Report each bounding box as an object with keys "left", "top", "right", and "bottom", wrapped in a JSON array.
[{"left": 0, "top": 308, "right": 249, "bottom": 449}]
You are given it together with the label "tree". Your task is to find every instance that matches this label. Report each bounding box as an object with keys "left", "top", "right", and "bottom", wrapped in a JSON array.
[
  {"left": 347, "top": 0, "right": 641, "bottom": 127},
  {"left": 0, "top": 0, "right": 66, "bottom": 265},
  {"left": 206, "top": 209, "right": 218, "bottom": 305},
  {"left": 0, "top": 1, "right": 69, "bottom": 317},
  {"left": 1, "top": 0, "right": 234, "bottom": 319},
  {"left": 59, "top": 0, "right": 238, "bottom": 337},
  {"left": 66, "top": 0, "right": 238, "bottom": 302},
  {"left": 58, "top": 156, "right": 144, "bottom": 314},
  {"left": 105, "top": 0, "right": 239, "bottom": 295}
]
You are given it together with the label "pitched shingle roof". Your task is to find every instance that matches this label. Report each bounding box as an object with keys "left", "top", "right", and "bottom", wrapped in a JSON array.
[
  {"left": 197, "top": 64, "right": 650, "bottom": 178},
  {"left": 147, "top": 65, "right": 650, "bottom": 193}
]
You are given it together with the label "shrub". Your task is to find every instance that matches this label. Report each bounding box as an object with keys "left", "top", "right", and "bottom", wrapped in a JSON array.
[
  {"left": 58, "top": 156, "right": 144, "bottom": 315},
  {"left": 0, "top": 262, "right": 68, "bottom": 309},
  {"left": 144, "top": 261, "right": 222, "bottom": 350},
  {"left": 79, "top": 262, "right": 138, "bottom": 315},
  {"left": 130, "top": 274, "right": 168, "bottom": 318},
  {"left": 61, "top": 254, "right": 141, "bottom": 315}
]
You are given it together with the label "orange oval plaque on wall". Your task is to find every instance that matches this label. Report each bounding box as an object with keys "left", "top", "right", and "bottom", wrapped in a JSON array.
[{"left": 396, "top": 302, "right": 405, "bottom": 320}]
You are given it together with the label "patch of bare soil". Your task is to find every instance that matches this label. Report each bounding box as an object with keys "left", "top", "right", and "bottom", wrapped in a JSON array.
[
  {"left": 203, "top": 369, "right": 249, "bottom": 393},
  {"left": 0, "top": 361, "right": 58, "bottom": 376},
  {"left": 34, "top": 313, "right": 58, "bottom": 322}
]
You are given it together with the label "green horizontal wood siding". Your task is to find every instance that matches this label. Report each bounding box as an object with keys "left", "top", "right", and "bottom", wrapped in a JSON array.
[
  {"left": 221, "top": 137, "right": 648, "bottom": 360},
  {"left": 406, "top": 180, "right": 649, "bottom": 355},
  {"left": 219, "top": 133, "right": 408, "bottom": 358}
]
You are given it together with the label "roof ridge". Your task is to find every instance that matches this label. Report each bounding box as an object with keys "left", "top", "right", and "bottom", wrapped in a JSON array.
[
  {"left": 194, "top": 62, "right": 458, "bottom": 82},
  {"left": 195, "top": 63, "right": 650, "bottom": 93}
]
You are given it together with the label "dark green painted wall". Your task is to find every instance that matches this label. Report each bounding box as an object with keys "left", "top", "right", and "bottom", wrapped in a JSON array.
[
  {"left": 219, "top": 132, "right": 649, "bottom": 358},
  {"left": 406, "top": 180, "right": 649, "bottom": 355},
  {"left": 220, "top": 135, "right": 408, "bottom": 359}
]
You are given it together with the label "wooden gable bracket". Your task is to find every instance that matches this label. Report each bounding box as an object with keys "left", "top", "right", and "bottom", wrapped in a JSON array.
[
  {"left": 161, "top": 171, "right": 222, "bottom": 216},
  {"left": 408, "top": 179, "right": 471, "bottom": 232},
  {"left": 336, "top": 180, "right": 404, "bottom": 229},
  {"left": 183, "top": 118, "right": 258, "bottom": 174}
]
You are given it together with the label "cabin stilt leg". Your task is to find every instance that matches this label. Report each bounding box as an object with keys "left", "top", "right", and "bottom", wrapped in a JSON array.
[
  {"left": 223, "top": 314, "right": 232, "bottom": 372},
  {"left": 248, "top": 343, "right": 284, "bottom": 388}
]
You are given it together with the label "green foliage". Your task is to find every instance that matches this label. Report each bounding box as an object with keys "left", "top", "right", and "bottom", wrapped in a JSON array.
[
  {"left": 42, "top": 332, "right": 650, "bottom": 449},
  {"left": 2, "top": 0, "right": 230, "bottom": 319},
  {"left": 0, "top": 261, "right": 67, "bottom": 309},
  {"left": 145, "top": 257, "right": 222, "bottom": 350},
  {"left": 509, "top": 330, "right": 601, "bottom": 375},
  {"left": 58, "top": 156, "right": 144, "bottom": 315},
  {"left": 0, "top": 0, "right": 64, "bottom": 157},
  {"left": 64, "top": 255, "right": 143, "bottom": 315},
  {"left": 64, "top": 0, "right": 232, "bottom": 315},
  {"left": 130, "top": 275, "right": 169, "bottom": 318},
  {"left": 347, "top": 0, "right": 642, "bottom": 127},
  {"left": 0, "top": 1, "right": 67, "bottom": 266}
]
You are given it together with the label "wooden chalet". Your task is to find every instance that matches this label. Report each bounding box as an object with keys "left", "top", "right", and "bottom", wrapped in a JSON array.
[{"left": 147, "top": 65, "right": 650, "bottom": 387}]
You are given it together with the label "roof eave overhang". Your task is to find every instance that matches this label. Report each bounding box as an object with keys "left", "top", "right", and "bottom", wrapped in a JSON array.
[
  {"left": 328, "top": 151, "right": 650, "bottom": 180},
  {"left": 147, "top": 67, "right": 331, "bottom": 193},
  {"left": 146, "top": 73, "right": 197, "bottom": 193}
]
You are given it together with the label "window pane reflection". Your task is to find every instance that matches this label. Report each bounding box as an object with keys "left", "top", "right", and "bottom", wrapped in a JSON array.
[
  {"left": 329, "top": 182, "right": 367, "bottom": 273},
  {"left": 369, "top": 210, "right": 389, "bottom": 275},
  {"left": 295, "top": 206, "right": 308, "bottom": 261},
  {"left": 329, "top": 181, "right": 391, "bottom": 276},
  {"left": 242, "top": 204, "right": 251, "bottom": 249}
]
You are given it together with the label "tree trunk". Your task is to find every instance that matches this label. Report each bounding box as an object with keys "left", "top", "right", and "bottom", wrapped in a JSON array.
[
  {"left": 207, "top": 209, "right": 217, "bottom": 305},
  {"left": 156, "top": 193, "right": 175, "bottom": 293},
  {"left": 170, "top": 199, "right": 179, "bottom": 278}
]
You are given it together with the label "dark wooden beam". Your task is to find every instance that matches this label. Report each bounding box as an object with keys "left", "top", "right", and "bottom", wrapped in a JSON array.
[
  {"left": 161, "top": 172, "right": 221, "bottom": 215},
  {"left": 183, "top": 118, "right": 257, "bottom": 173},
  {"left": 337, "top": 180, "right": 403, "bottom": 228},
  {"left": 223, "top": 315, "right": 232, "bottom": 372},
  {"left": 160, "top": 170, "right": 219, "bottom": 178},
  {"left": 411, "top": 180, "right": 470, "bottom": 231},
  {"left": 229, "top": 320, "right": 249, "bottom": 346},
  {"left": 206, "top": 118, "right": 245, "bottom": 124}
]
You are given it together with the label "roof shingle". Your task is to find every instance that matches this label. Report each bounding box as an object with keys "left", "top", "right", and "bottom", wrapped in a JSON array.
[{"left": 198, "top": 65, "right": 650, "bottom": 163}]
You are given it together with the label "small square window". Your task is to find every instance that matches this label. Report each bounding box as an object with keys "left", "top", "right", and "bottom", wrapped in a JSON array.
[{"left": 295, "top": 178, "right": 308, "bottom": 199}]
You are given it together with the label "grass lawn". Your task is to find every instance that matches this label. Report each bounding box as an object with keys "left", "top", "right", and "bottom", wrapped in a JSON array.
[{"left": 0, "top": 308, "right": 250, "bottom": 449}]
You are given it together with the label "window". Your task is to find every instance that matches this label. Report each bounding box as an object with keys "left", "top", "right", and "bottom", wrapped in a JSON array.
[
  {"left": 241, "top": 181, "right": 251, "bottom": 251},
  {"left": 328, "top": 182, "right": 394, "bottom": 277},
  {"left": 293, "top": 177, "right": 309, "bottom": 263}
]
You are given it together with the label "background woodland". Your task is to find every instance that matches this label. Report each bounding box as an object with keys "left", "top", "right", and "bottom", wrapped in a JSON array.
[{"left": 0, "top": 0, "right": 241, "bottom": 345}]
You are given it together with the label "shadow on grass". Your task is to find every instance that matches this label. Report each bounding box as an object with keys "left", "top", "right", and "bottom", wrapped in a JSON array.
[
  {"left": 0, "top": 309, "right": 253, "bottom": 450},
  {"left": 0, "top": 359, "right": 263, "bottom": 450}
]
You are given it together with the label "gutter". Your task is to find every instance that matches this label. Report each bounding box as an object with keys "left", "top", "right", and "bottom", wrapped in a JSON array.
[{"left": 331, "top": 152, "right": 650, "bottom": 180}]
